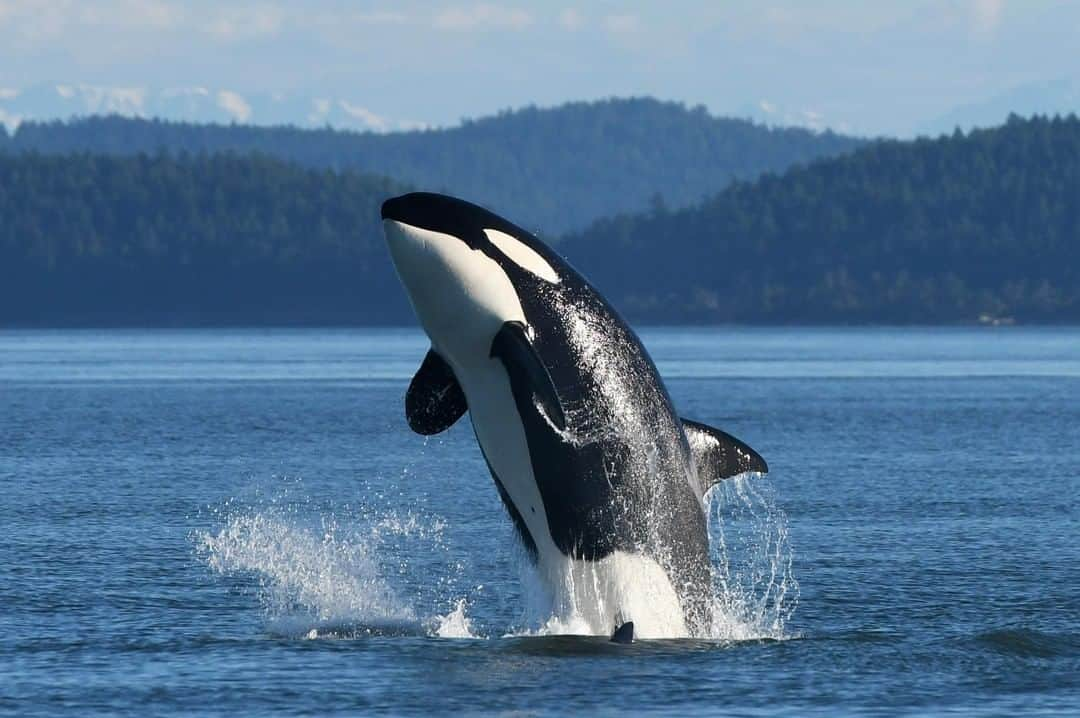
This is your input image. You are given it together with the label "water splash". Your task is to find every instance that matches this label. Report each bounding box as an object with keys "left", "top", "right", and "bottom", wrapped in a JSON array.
[
  {"left": 497, "top": 474, "right": 797, "bottom": 642},
  {"left": 195, "top": 506, "right": 419, "bottom": 635},
  {"left": 433, "top": 598, "right": 478, "bottom": 638},
  {"left": 508, "top": 550, "right": 690, "bottom": 639},
  {"left": 706, "top": 473, "right": 799, "bottom": 640},
  {"left": 195, "top": 470, "right": 796, "bottom": 643}
]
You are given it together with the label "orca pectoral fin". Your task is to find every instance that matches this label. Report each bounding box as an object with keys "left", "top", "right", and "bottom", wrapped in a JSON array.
[
  {"left": 406, "top": 349, "right": 467, "bottom": 435},
  {"left": 489, "top": 321, "right": 566, "bottom": 430},
  {"left": 611, "top": 621, "right": 634, "bottom": 644},
  {"left": 683, "top": 418, "right": 768, "bottom": 491}
]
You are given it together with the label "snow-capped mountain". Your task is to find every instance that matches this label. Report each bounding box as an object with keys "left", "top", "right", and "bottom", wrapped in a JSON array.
[
  {"left": 736, "top": 100, "right": 854, "bottom": 135},
  {"left": 0, "top": 84, "right": 425, "bottom": 132}
]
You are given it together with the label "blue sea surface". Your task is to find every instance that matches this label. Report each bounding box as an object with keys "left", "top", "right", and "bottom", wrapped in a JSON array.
[{"left": 1, "top": 327, "right": 1078, "bottom": 716}]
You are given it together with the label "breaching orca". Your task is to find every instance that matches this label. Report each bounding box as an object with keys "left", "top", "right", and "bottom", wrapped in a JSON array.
[{"left": 381, "top": 192, "right": 767, "bottom": 640}]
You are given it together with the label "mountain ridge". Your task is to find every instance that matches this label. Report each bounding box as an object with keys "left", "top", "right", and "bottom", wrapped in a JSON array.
[
  {"left": 563, "top": 114, "right": 1080, "bottom": 323},
  {"left": 0, "top": 83, "right": 426, "bottom": 133},
  {"left": 0, "top": 97, "right": 865, "bottom": 234},
  {"left": 2, "top": 113, "right": 1074, "bottom": 326}
]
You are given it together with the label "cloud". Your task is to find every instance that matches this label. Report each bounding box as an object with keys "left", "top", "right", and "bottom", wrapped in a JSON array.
[
  {"left": 216, "top": 89, "right": 252, "bottom": 122},
  {"left": 79, "top": 0, "right": 184, "bottom": 30},
  {"left": 603, "top": 13, "right": 640, "bottom": 35},
  {"left": 202, "top": 4, "right": 283, "bottom": 40},
  {"left": 558, "top": 8, "right": 584, "bottom": 32},
  {"left": 349, "top": 11, "right": 409, "bottom": 25},
  {"left": 127, "top": 0, "right": 181, "bottom": 28},
  {"left": 161, "top": 86, "right": 210, "bottom": 98},
  {"left": 434, "top": 4, "right": 533, "bottom": 31},
  {"left": 970, "top": 0, "right": 1004, "bottom": 34},
  {"left": 0, "top": 0, "right": 184, "bottom": 36},
  {"left": 0, "top": 0, "right": 72, "bottom": 45}
]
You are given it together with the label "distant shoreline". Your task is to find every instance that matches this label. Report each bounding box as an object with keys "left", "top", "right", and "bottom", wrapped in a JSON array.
[{"left": 4, "top": 320, "right": 1079, "bottom": 331}]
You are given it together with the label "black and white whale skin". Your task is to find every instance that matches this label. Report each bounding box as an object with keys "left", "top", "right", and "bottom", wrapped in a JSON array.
[{"left": 381, "top": 192, "right": 767, "bottom": 639}]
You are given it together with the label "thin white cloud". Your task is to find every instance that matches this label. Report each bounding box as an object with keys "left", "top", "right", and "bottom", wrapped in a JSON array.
[
  {"left": 1, "top": 0, "right": 71, "bottom": 44},
  {"left": 603, "top": 13, "right": 640, "bottom": 35},
  {"left": 127, "top": 0, "right": 182, "bottom": 28},
  {"left": 216, "top": 89, "right": 252, "bottom": 122},
  {"left": 202, "top": 4, "right": 283, "bottom": 40},
  {"left": 558, "top": 8, "right": 585, "bottom": 32},
  {"left": 1, "top": 0, "right": 183, "bottom": 36},
  {"left": 161, "top": 86, "right": 210, "bottom": 98},
  {"left": 434, "top": 4, "right": 533, "bottom": 31},
  {"left": 79, "top": 0, "right": 184, "bottom": 30},
  {"left": 350, "top": 11, "right": 409, "bottom": 25},
  {"left": 762, "top": 6, "right": 798, "bottom": 29},
  {"left": 970, "top": 0, "right": 1004, "bottom": 34}
]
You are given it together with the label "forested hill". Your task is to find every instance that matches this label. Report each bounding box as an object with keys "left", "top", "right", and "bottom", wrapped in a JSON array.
[
  {"left": 1, "top": 115, "right": 1077, "bottom": 326},
  {"left": 0, "top": 98, "right": 863, "bottom": 234},
  {"left": 0, "top": 153, "right": 413, "bottom": 325},
  {"left": 563, "top": 114, "right": 1080, "bottom": 324}
]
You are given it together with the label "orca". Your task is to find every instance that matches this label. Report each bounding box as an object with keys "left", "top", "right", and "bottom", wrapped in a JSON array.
[{"left": 381, "top": 192, "right": 767, "bottom": 639}]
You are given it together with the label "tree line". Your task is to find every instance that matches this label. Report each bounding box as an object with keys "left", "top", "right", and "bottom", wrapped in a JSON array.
[
  {"left": 0, "top": 97, "right": 863, "bottom": 234},
  {"left": 0, "top": 152, "right": 412, "bottom": 325},
  {"left": 564, "top": 114, "right": 1080, "bottom": 323},
  {"left": 0, "top": 114, "right": 1076, "bottom": 325}
]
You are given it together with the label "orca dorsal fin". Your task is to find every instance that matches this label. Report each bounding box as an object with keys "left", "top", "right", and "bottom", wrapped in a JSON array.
[
  {"left": 489, "top": 321, "right": 566, "bottom": 430},
  {"left": 683, "top": 419, "right": 768, "bottom": 492},
  {"left": 406, "top": 349, "right": 468, "bottom": 435},
  {"left": 611, "top": 621, "right": 634, "bottom": 644}
]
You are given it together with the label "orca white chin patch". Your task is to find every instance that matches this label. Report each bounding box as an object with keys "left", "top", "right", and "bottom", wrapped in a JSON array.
[
  {"left": 484, "top": 228, "right": 561, "bottom": 284},
  {"left": 383, "top": 219, "right": 526, "bottom": 362}
]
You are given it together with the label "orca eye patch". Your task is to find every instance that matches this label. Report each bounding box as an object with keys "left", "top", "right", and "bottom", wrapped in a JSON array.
[{"left": 484, "top": 228, "right": 561, "bottom": 284}]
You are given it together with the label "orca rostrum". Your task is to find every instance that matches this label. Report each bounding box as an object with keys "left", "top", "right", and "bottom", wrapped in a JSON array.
[{"left": 381, "top": 192, "right": 767, "bottom": 639}]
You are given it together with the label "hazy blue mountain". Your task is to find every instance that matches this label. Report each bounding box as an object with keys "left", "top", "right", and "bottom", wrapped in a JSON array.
[
  {"left": 923, "top": 76, "right": 1080, "bottom": 135},
  {"left": 0, "top": 83, "right": 422, "bottom": 133},
  {"left": 0, "top": 97, "right": 864, "bottom": 234},
  {"left": 563, "top": 114, "right": 1080, "bottom": 324}
]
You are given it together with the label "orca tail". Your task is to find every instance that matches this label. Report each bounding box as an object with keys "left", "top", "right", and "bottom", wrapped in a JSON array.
[{"left": 610, "top": 621, "right": 634, "bottom": 644}]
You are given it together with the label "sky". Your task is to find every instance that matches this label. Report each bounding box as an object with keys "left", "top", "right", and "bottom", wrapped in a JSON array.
[{"left": 1, "top": 0, "right": 1078, "bottom": 136}]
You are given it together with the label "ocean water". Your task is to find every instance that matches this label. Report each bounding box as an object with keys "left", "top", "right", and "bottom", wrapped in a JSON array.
[{"left": 1, "top": 327, "right": 1078, "bottom": 716}]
